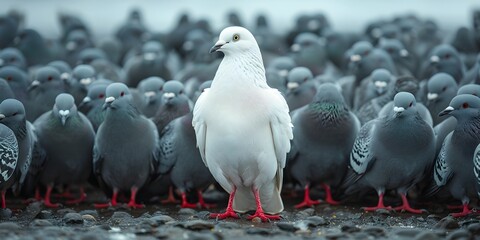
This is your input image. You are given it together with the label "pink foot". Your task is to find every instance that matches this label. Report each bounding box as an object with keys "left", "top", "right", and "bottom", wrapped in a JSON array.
[
  {"left": 295, "top": 184, "right": 320, "bottom": 209},
  {"left": 247, "top": 212, "right": 281, "bottom": 222}
]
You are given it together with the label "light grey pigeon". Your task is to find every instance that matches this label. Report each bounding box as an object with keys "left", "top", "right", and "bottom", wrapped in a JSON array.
[
  {"left": 458, "top": 84, "right": 480, "bottom": 96},
  {"left": 288, "top": 83, "right": 360, "bottom": 208},
  {"left": 47, "top": 60, "right": 72, "bottom": 83},
  {"left": 0, "top": 123, "right": 17, "bottom": 209},
  {"left": 152, "top": 80, "right": 192, "bottom": 135},
  {"left": 420, "top": 44, "right": 466, "bottom": 83},
  {"left": 347, "top": 92, "right": 435, "bottom": 213},
  {"left": 429, "top": 94, "right": 480, "bottom": 217},
  {"left": 425, "top": 73, "right": 458, "bottom": 126},
  {"left": 353, "top": 68, "right": 393, "bottom": 111},
  {"left": 137, "top": 77, "right": 165, "bottom": 118},
  {"left": 33, "top": 93, "right": 95, "bottom": 207},
  {"left": 93, "top": 83, "right": 160, "bottom": 208},
  {"left": 0, "top": 99, "right": 38, "bottom": 198},
  {"left": 378, "top": 97, "right": 434, "bottom": 127},
  {"left": 193, "top": 26, "right": 293, "bottom": 221},
  {"left": 285, "top": 67, "right": 316, "bottom": 111}
]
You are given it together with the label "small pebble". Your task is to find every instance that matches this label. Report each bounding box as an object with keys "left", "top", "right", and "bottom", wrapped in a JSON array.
[
  {"left": 246, "top": 227, "right": 271, "bottom": 235},
  {"left": 82, "top": 214, "right": 97, "bottom": 222},
  {"left": 215, "top": 222, "right": 241, "bottom": 229},
  {"left": 435, "top": 216, "right": 460, "bottom": 230},
  {"left": 276, "top": 222, "right": 299, "bottom": 232},
  {"left": 341, "top": 223, "right": 361, "bottom": 233},
  {"left": 181, "top": 220, "right": 215, "bottom": 231},
  {"left": 178, "top": 208, "right": 197, "bottom": 215},
  {"left": 363, "top": 226, "right": 387, "bottom": 237},
  {"left": 56, "top": 208, "right": 75, "bottom": 216},
  {"left": 467, "top": 222, "right": 480, "bottom": 235},
  {"left": 30, "top": 219, "right": 53, "bottom": 227},
  {"left": 0, "top": 208, "right": 12, "bottom": 219},
  {"left": 110, "top": 211, "right": 133, "bottom": 219},
  {"left": 63, "top": 212, "right": 84, "bottom": 225},
  {"left": 36, "top": 210, "right": 53, "bottom": 219}
]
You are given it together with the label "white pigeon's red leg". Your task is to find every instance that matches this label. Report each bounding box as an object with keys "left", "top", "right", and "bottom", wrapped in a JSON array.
[
  {"left": 197, "top": 190, "right": 216, "bottom": 209},
  {"left": 1, "top": 190, "right": 6, "bottom": 209},
  {"left": 44, "top": 185, "right": 60, "bottom": 208},
  {"left": 247, "top": 188, "right": 281, "bottom": 222},
  {"left": 127, "top": 187, "right": 144, "bottom": 208},
  {"left": 393, "top": 193, "right": 424, "bottom": 214},
  {"left": 363, "top": 190, "right": 392, "bottom": 211},
  {"left": 321, "top": 183, "right": 340, "bottom": 205},
  {"left": 66, "top": 187, "right": 87, "bottom": 205},
  {"left": 94, "top": 188, "right": 119, "bottom": 208},
  {"left": 180, "top": 191, "right": 198, "bottom": 208},
  {"left": 210, "top": 186, "right": 239, "bottom": 219},
  {"left": 295, "top": 184, "right": 320, "bottom": 208},
  {"left": 161, "top": 186, "right": 179, "bottom": 204}
]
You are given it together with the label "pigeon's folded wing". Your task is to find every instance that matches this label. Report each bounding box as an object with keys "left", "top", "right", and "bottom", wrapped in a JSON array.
[
  {"left": 148, "top": 118, "right": 161, "bottom": 175},
  {"left": 157, "top": 120, "right": 177, "bottom": 174},
  {"left": 434, "top": 134, "right": 453, "bottom": 187},
  {"left": 350, "top": 119, "right": 376, "bottom": 175},
  {"left": 0, "top": 125, "right": 18, "bottom": 183},
  {"left": 192, "top": 89, "right": 209, "bottom": 167},
  {"left": 474, "top": 145, "right": 480, "bottom": 196}
]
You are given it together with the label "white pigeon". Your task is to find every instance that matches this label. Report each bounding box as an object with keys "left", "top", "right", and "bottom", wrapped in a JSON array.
[{"left": 192, "top": 26, "right": 293, "bottom": 222}]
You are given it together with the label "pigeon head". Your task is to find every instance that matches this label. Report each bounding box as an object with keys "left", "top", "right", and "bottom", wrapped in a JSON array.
[
  {"left": 72, "top": 64, "right": 96, "bottom": 87},
  {"left": 79, "top": 84, "right": 107, "bottom": 109},
  {"left": 65, "top": 29, "right": 91, "bottom": 52},
  {"left": 48, "top": 60, "right": 72, "bottom": 82},
  {"left": 457, "top": 84, "right": 480, "bottom": 97},
  {"left": 392, "top": 92, "right": 416, "bottom": 117},
  {"left": 347, "top": 41, "right": 373, "bottom": 64},
  {"left": 77, "top": 48, "right": 108, "bottom": 65},
  {"left": 394, "top": 76, "right": 419, "bottom": 95},
  {"left": 378, "top": 38, "right": 409, "bottom": 59},
  {"left": 439, "top": 94, "right": 480, "bottom": 119},
  {"left": 138, "top": 77, "right": 165, "bottom": 104},
  {"left": 29, "top": 66, "right": 62, "bottom": 91},
  {"left": 142, "top": 41, "right": 164, "bottom": 61},
  {"left": 267, "top": 57, "right": 296, "bottom": 78},
  {"left": 210, "top": 26, "right": 259, "bottom": 55},
  {"left": 0, "top": 47, "right": 26, "bottom": 69},
  {"left": 103, "top": 82, "right": 132, "bottom": 110},
  {"left": 162, "top": 80, "right": 185, "bottom": 106},
  {"left": 53, "top": 93, "right": 76, "bottom": 126},
  {"left": 286, "top": 67, "right": 313, "bottom": 93},
  {"left": 426, "top": 73, "right": 457, "bottom": 102},
  {"left": 0, "top": 66, "right": 28, "bottom": 89},
  {"left": 370, "top": 68, "right": 392, "bottom": 95},
  {"left": 313, "top": 82, "right": 344, "bottom": 104},
  {"left": 290, "top": 32, "right": 322, "bottom": 53},
  {"left": 428, "top": 44, "right": 464, "bottom": 81},
  {"left": 0, "top": 98, "right": 26, "bottom": 126}
]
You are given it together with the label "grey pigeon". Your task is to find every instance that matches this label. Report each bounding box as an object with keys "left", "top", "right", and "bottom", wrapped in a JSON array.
[
  {"left": 430, "top": 94, "right": 480, "bottom": 217},
  {"left": 27, "top": 66, "right": 67, "bottom": 121},
  {"left": 288, "top": 83, "right": 360, "bottom": 208},
  {"left": 68, "top": 65, "right": 96, "bottom": 105},
  {"left": 192, "top": 80, "right": 212, "bottom": 103},
  {"left": 322, "top": 29, "right": 360, "bottom": 72},
  {"left": 47, "top": 60, "right": 72, "bottom": 83},
  {"left": 378, "top": 96, "right": 434, "bottom": 127},
  {"left": 0, "top": 15, "right": 18, "bottom": 49},
  {"left": 93, "top": 83, "right": 160, "bottom": 208},
  {"left": 64, "top": 29, "right": 93, "bottom": 66},
  {"left": 347, "top": 92, "right": 435, "bottom": 213},
  {"left": 285, "top": 67, "right": 316, "bottom": 111},
  {"left": 193, "top": 26, "right": 293, "bottom": 221},
  {"left": 154, "top": 112, "right": 215, "bottom": 208},
  {"left": 0, "top": 79, "right": 15, "bottom": 102},
  {"left": 137, "top": 77, "right": 165, "bottom": 118},
  {"left": 458, "top": 84, "right": 480, "bottom": 96},
  {"left": 0, "top": 48, "right": 27, "bottom": 70},
  {"left": 353, "top": 68, "right": 393, "bottom": 111},
  {"left": 425, "top": 73, "right": 458, "bottom": 126},
  {"left": 450, "top": 27, "right": 478, "bottom": 69},
  {"left": 420, "top": 44, "right": 466, "bottom": 83},
  {"left": 33, "top": 93, "right": 95, "bottom": 207},
  {"left": 78, "top": 83, "right": 109, "bottom": 131},
  {"left": 14, "top": 29, "right": 55, "bottom": 67},
  {"left": 76, "top": 48, "right": 108, "bottom": 65},
  {"left": 152, "top": 80, "right": 192, "bottom": 135},
  {"left": 377, "top": 38, "right": 415, "bottom": 75},
  {"left": 0, "top": 123, "right": 17, "bottom": 209},
  {"left": 460, "top": 55, "right": 480, "bottom": 86},
  {"left": 0, "top": 66, "right": 30, "bottom": 106},
  {"left": 290, "top": 33, "right": 327, "bottom": 76},
  {"left": 265, "top": 56, "right": 296, "bottom": 94}
]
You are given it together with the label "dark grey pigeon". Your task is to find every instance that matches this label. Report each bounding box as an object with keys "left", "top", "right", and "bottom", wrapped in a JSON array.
[
  {"left": 192, "top": 80, "right": 212, "bottom": 103},
  {"left": 377, "top": 38, "right": 415, "bottom": 75},
  {"left": 0, "top": 48, "right": 27, "bottom": 70},
  {"left": 0, "top": 66, "right": 30, "bottom": 106},
  {"left": 123, "top": 41, "right": 172, "bottom": 87},
  {"left": 68, "top": 65, "right": 96, "bottom": 105},
  {"left": 33, "top": 93, "right": 95, "bottom": 207},
  {"left": 290, "top": 33, "right": 327, "bottom": 76},
  {"left": 347, "top": 92, "right": 435, "bottom": 213},
  {"left": 419, "top": 44, "right": 466, "bottom": 83},
  {"left": 460, "top": 55, "right": 480, "bottom": 86},
  {"left": 78, "top": 83, "right": 109, "bottom": 131},
  {"left": 378, "top": 95, "right": 433, "bottom": 127},
  {"left": 77, "top": 48, "right": 108, "bottom": 65},
  {"left": 47, "top": 60, "right": 72, "bottom": 83},
  {"left": 137, "top": 77, "right": 165, "bottom": 118},
  {"left": 14, "top": 29, "right": 55, "bottom": 67},
  {"left": 93, "top": 83, "right": 160, "bottom": 208},
  {"left": 0, "top": 99, "right": 38, "bottom": 200},
  {"left": 450, "top": 27, "right": 478, "bottom": 69},
  {"left": 0, "top": 15, "right": 18, "bottom": 49},
  {"left": 288, "top": 83, "right": 360, "bottom": 208},
  {"left": 285, "top": 67, "right": 316, "bottom": 111},
  {"left": 429, "top": 94, "right": 480, "bottom": 217},
  {"left": 425, "top": 73, "right": 458, "bottom": 126},
  {"left": 152, "top": 81, "right": 192, "bottom": 135},
  {"left": 265, "top": 56, "right": 296, "bottom": 94},
  {"left": 27, "top": 66, "right": 67, "bottom": 121},
  {"left": 64, "top": 29, "right": 93, "bottom": 66},
  {"left": 0, "top": 79, "right": 15, "bottom": 102},
  {"left": 0, "top": 123, "right": 17, "bottom": 209},
  {"left": 152, "top": 112, "right": 215, "bottom": 208},
  {"left": 353, "top": 68, "right": 393, "bottom": 111},
  {"left": 322, "top": 29, "right": 360, "bottom": 72}
]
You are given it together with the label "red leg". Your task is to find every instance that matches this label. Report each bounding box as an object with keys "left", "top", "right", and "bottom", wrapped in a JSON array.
[
  {"left": 44, "top": 185, "right": 60, "bottom": 208},
  {"left": 363, "top": 191, "right": 392, "bottom": 212},
  {"left": 451, "top": 203, "right": 475, "bottom": 217},
  {"left": 66, "top": 187, "right": 87, "bottom": 205},
  {"left": 210, "top": 186, "right": 240, "bottom": 220},
  {"left": 198, "top": 190, "right": 216, "bottom": 209},
  {"left": 54, "top": 187, "right": 74, "bottom": 199},
  {"left": 180, "top": 192, "right": 198, "bottom": 208},
  {"left": 393, "top": 193, "right": 424, "bottom": 214},
  {"left": 295, "top": 184, "right": 320, "bottom": 209},
  {"left": 1, "top": 190, "right": 6, "bottom": 209},
  {"left": 247, "top": 188, "right": 281, "bottom": 222},
  {"left": 127, "top": 187, "right": 144, "bottom": 208},
  {"left": 161, "top": 186, "right": 179, "bottom": 204},
  {"left": 321, "top": 183, "right": 340, "bottom": 205},
  {"left": 94, "top": 189, "right": 118, "bottom": 208},
  {"left": 35, "top": 187, "right": 42, "bottom": 201},
  {"left": 447, "top": 204, "right": 464, "bottom": 210}
]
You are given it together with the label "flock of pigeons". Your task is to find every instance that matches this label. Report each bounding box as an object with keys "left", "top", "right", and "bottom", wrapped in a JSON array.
[{"left": 0, "top": 8, "right": 480, "bottom": 222}]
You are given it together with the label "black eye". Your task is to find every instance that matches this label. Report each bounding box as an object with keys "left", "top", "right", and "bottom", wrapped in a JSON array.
[
  {"left": 6, "top": 76, "right": 12, "bottom": 81},
  {"left": 303, "top": 77, "right": 308, "bottom": 82},
  {"left": 9, "top": 57, "right": 15, "bottom": 62},
  {"left": 12, "top": 112, "right": 18, "bottom": 116},
  {"left": 159, "top": 86, "right": 163, "bottom": 91},
  {"left": 233, "top": 34, "right": 240, "bottom": 41},
  {"left": 363, "top": 50, "right": 370, "bottom": 56},
  {"left": 409, "top": 102, "right": 413, "bottom": 107},
  {"left": 179, "top": 90, "right": 183, "bottom": 94},
  {"left": 463, "top": 102, "right": 469, "bottom": 108},
  {"left": 445, "top": 53, "right": 450, "bottom": 59},
  {"left": 442, "top": 86, "right": 447, "bottom": 92},
  {"left": 47, "top": 76, "right": 53, "bottom": 81},
  {"left": 98, "top": 94, "right": 104, "bottom": 99},
  {"left": 120, "top": 91, "right": 125, "bottom": 97}
]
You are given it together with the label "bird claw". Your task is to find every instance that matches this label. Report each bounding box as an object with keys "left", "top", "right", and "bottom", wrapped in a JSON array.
[
  {"left": 247, "top": 212, "right": 281, "bottom": 222},
  {"left": 66, "top": 193, "right": 87, "bottom": 205},
  {"left": 362, "top": 206, "right": 393, "bottom": 212},
  {"left": 127, "top": 202, "right": 145, "bottom": 209},
  {"left": 94, "top": 202, "right": 116, "bottom": 209},
  {"left": 181, "top": 202, "right": 198, "bottom": 209},
  {"left": 294, "top": 199, "right": 321, "bottom": 209},
  {"left": 210, "top": 210, "right": 240, "bottom": 220},
  {"left": 393, "top": 206, "right": 425, "bottom": 214}
]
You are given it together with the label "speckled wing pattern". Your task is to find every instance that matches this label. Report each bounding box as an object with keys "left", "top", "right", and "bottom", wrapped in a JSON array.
[
  {"left": 473, "top": 144, "right": 480, "bottom": 196},
  {"left": 433, "top": 137, "right": 451, "bottom": 186},
  {"left": 0, "top": 125, "right": 18, "bottom": 184},
  {"left": 350, "top": 120, "right": 375, "bottom": 174},
  {"left": 158, "top": 121, "right": 176, "bottom": 175}
]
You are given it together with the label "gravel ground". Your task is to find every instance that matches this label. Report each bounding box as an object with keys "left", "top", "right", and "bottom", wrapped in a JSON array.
[{"left": 0, "top": 188, "right": 479, "bottom": 240}]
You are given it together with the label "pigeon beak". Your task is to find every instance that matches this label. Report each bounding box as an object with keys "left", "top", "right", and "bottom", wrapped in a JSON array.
[
  {"left": 60, "top": 72, "right": 70, "bottom": 81},
  {"left": 143, "top": 52, "right": 157, "bottom": 61},
  {"left": 278, "top": 69, "right": 289, "bottom": 77},
  {"left": 210, "top": 40, "right": 227, "bottom": 53},
  {"left": 144, "top": 91, "right": 156, "bottom": 103},
  {"left": 400, "top": 49, "right": 409, "bottom": 57},
  {"left": 163, "top": 92, "right": 176, "bottom": 101},
  {"left": 0, "top": 114, "right": 4, "bottom": 120},
  {"left": 105, "top": 96, "right": 115, "bottom": 103},
  {"left": 439, "top": 106, "right": 454, "bottom": 116},
  {"left": 78, "top": 96, "right": 91, "bottom": 109},
  {"left": 80, "top": 78, "right": 93, "bottom": 86},
  {"left": 66, "top": 41, "right": 77, "bottom": 51},
  {"left": 430, "top": 55, "right": 440, "bottom": 64},
  {"left": 393, "top": 106, "right": 405, "bottom": 114},
  {"left": 287, "top": 82, "right": 299, "bottom": 90},
  {"left": 350, "top": 54, "right": 362, "bottom": 62},
  {"left": 427, "top": 93, "right": 438, "bottom": 101},
  {"left": 291, "top": 44, "right": 301, "bottom": 52},
  {"left": 27, "top": 80, "right": 40, "bottom": 91},
  {"left": 59, "top": 110, "right": 70, "bottom": 126}
]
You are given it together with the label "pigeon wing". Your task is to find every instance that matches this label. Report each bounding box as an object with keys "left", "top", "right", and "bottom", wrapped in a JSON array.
[
  {"left": 192, "top": 88, "right": 209, "bottom": 167},
  {"left": 474, "top": 144, "right": 480, "bottom": 196},
  {"left": 350, "top": 119, "right": 376, "bottom": 175},
  {"left": 0, "top": 126, "right": 18, "bottom": 184},
  {"left": 433, "top": 134, "right": 453, "bottom": 187},
  {"left": 157, "top": 120, "right": 177, "bottom": 174}
]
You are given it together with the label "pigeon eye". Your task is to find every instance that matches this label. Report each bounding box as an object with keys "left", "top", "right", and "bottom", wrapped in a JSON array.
[
  {"left": 409, "top": 102, "right": 413, "bottom": 107},
  {"left": 98, "top": 94, "right": 104, "bottom": 99},
  {"left": 6, "top": 76, "right": 12, "bottom": 81},
  {"left": 47, "top": 76, "right": 53, "bottom": 81},
  {"left": 462, "top": 102, "right": 469, "bottom": 108},
  {"left": 445, "top": 54, "right": 450, "bottom": 59},
  {"left": 363, "top": 50, "right": 370, "bottom": 56},
  {"left": 12, "top": 112, "right": 18, "bottom": 116},
  {"left": 9, "top": 57, "right": 15, "bottom": 62},
  {"left": 120, "top": 91, "right": 125, "bottom": 97},
  {"left": 179, "top": 90, "right": 183, "bottom": 94},
  {"left": 233, "top": 34, "right": 240, "bottom": 42}
]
